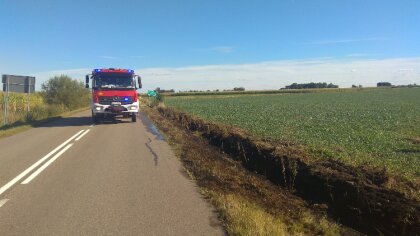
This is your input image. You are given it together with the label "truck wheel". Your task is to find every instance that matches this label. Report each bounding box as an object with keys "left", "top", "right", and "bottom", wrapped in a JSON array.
[
  {"left": 131, "top": 114, "right": 137, "bottom": 122},
  {"left": 92, "top": 111, "right": 99, "bottom": 124}
]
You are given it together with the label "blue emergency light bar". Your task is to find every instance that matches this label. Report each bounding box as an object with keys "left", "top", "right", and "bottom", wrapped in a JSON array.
[{"left": 93, "top": 68, "right": 134, "bottom": 73}]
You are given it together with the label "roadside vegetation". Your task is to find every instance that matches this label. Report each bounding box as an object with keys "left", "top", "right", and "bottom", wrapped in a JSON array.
[
  {"left": 0, "top": 75, "right": 90, "bottom": 135},
  {"left": 41, "top": 75, "right": 90, "bottom": 110}
]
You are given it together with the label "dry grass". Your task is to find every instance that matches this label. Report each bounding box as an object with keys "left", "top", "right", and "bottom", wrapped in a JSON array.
[
  {"left": 207, "top": 192, "right": 341, "bottom": 236},
  {"left": 212, "top": 192, "right": 287, "bottom": 236}
]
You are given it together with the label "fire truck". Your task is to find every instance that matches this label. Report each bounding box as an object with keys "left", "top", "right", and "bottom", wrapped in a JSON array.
[{"left": 85, "top": 68, "right": 142, "bottom": 123}]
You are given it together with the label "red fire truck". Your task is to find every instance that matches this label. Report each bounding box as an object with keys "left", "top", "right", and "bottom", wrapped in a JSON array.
[{"left": 85, "top": 68, "right": 142, "bottom": 123}]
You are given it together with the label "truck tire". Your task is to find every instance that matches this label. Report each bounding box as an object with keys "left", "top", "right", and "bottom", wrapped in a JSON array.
[
  {"left": 131, "top": 113, "right": 137, "bottom": 122},
  {"left": 92, "top": 111, "right": 99, "bottom": 124}
]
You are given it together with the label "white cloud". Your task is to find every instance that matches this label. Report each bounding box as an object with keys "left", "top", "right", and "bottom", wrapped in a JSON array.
[
  {"left": 136, "top": 57, "right": 420, "bottom": 91},
  {"left": 29, "top": 57, "right": 420, "bottom": 92}
]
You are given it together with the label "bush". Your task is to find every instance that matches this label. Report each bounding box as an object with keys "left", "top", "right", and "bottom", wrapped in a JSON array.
[
  {"left": 24, "top": 104, "right": 62, "bottom": 121},
  {"left": 41, "top": 75, "right": 90, "bottom": 110}
]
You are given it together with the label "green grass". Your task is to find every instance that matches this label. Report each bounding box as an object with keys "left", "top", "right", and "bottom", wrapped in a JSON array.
[{"left": 165, "top": 88, "right": 420, "bottom": 179}]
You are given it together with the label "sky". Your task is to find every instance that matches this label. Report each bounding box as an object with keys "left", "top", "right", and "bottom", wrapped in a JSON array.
[{"left": 0, "top": 0, "right": 419, "bottom": 91}]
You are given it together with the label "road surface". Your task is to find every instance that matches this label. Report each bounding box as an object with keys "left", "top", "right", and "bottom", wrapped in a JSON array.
[{"left": 0, "top": 110, "right": 224, "bottom": 235}]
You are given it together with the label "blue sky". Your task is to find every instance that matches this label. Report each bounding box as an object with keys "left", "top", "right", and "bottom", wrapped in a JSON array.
[{"left": 0, "top": 0, "right": 419, "bottom": 90}]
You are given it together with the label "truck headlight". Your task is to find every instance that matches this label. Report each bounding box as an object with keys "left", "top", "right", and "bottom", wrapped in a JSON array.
[
  {"left": 94, "top": 106, "right": 102, "bottom": 111},
  {"left": 129, "top": 105, "right": 138, "bottom": 110}
]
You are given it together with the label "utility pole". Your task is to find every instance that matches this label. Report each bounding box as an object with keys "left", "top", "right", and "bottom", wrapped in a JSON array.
[
  {"left": 3, "top": 76, "right": 9, "bottom": 125},
  {"left": 27, "top": 76, "right": 31, "bottom": 112}
]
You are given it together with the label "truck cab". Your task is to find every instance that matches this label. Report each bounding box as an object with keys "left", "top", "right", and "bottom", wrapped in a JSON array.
[{"left": 85, "top": 68, "right": 142, "bottom": 123}]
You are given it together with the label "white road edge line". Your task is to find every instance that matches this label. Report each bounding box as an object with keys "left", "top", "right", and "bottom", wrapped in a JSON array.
[
  {"left": 89, "top": 124, "right": 94, "bottom": 127},
  {"left": 75, "top": 129, "right": 90, "bottom": 141},
  {"left": 21, "top": 144, "right": 73, "bottom": 184},
  {"left": 0, "top": 130, "right": 84, "bottom": 196},
  {"left": 0, "top": 199, "right": 9, "bottom": 208}
]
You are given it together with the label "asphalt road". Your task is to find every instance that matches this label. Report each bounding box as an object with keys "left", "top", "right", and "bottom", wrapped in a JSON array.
[{"left": 0, "top": 110, "right": 224, "bottom": 235}]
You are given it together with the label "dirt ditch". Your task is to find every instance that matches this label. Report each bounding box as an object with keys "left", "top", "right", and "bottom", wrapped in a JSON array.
[{"left": 156, "top": 106, "right": 420, "bottom": 236}]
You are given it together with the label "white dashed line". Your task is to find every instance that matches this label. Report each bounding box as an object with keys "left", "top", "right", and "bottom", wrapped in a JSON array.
[
  {"left": 0, "top": 199, "right": 9, "bottom": 208},
  {"left": 75, "top": 129, "right": 90, "bottom": 141},
  {"left": 21, "top": 144, "right": 74, "bottom": 184},
  {"left": 0, "top": 130, "right": 84, "bottom": 196}
]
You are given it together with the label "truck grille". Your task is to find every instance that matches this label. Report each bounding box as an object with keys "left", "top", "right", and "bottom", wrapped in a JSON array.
[{"left": 98, "top": 96, "right": 134, "bottom": 105}]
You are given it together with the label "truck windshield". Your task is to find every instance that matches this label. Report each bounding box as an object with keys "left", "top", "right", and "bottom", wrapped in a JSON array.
[{"left": 93, "top": 75, "right": 134, "bottom": 90}]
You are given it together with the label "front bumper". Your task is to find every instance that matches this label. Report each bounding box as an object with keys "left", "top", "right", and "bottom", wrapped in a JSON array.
[{"left": 91, "top": 101, "right": 139, "bottom": 115}]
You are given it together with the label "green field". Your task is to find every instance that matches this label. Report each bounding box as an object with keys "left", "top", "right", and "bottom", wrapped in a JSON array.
[{"left": 164, "top": 88, "right": 420, "bottom": 179}]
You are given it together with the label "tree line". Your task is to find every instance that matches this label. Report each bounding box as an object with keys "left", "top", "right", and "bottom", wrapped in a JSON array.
[{"left": 284, "top": 82, "right": 339, "bottom": 89}]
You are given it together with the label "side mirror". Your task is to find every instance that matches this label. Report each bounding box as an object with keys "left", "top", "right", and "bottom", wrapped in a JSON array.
[
  {"left": 137, "top": 76, "right": 142, "bottom": 89},
  {"left": 85, "top": 75, "right": 90, "bottom": 88}
]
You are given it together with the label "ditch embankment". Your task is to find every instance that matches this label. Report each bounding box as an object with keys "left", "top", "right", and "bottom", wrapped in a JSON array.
[{"left": 147, "top": 105, "right": 419, "bottom": 236}]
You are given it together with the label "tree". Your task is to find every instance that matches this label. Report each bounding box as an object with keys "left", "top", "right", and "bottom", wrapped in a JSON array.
[
  {"left": 284, "top": 82, "right": 339, "bottom": 89},
  {"left": 41, "top": 75, "right": 90, "bottom": 110},
  {"left": 233, "top": 87, "right": 245, "bottom": 91},
  {"left": 327, "top": 83, "right": 338, "bottom": 88},
  {"left": 155, "top": 88, "right": 174, "bottom": 93},
  {"left": 377, "top": 82, "right": 392, "bottom": 87}
]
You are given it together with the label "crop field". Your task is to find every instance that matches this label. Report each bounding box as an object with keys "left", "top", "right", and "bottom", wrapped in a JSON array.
[
  {"left": 164, "top": 88, "right": 420, "bottom": 179},
  {"left": 0, "top": 92, "right": 58, "bottom": 128}
]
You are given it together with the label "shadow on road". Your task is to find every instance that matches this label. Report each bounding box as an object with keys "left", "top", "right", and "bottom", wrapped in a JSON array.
[
  {"left": 1, "top": 113, "right": 137, "bottom": 131},
  {"left": 0, "top": 116, "right": 92, "bottom": 131},
  {"left": 36, "top": 116, "right": 135, "bottom": 128},
  {"left": 35, "top": 116, "right": 94, "bottom": 128}
]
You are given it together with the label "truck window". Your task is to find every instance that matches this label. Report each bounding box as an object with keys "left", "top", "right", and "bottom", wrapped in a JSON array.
[{"left": 93, "top": 75, "right": 134, "bottom": 89}]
